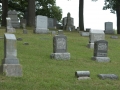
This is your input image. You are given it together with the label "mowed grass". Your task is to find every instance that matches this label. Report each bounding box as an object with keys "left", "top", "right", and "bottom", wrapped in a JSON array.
[{"left": 0, "top": 28, "right": 120, "bottom": 90}]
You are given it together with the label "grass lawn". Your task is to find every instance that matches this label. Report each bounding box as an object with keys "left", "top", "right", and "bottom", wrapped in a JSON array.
[{"left": 0, "top": 27, "right": 120, "bottom": 90}]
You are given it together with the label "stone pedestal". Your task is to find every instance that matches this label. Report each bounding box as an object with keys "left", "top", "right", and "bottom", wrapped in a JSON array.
[
  {"left": 1, "top": 33, "right": 22, "bottom": 77},
  {"left": 87, "top": 43, "right": 94, "bottom": 49},
  {"left": 92, "top": 57, "right": 110, "bottom": 62},
  {"left": 50, "top": 30, "right": 70, "bottom": 60},
  {"left": 50, "top": 53, "right": 70, "bottom": 60},
  {"left": 81, "top": 31, "right": 89, "bottom": 36}
]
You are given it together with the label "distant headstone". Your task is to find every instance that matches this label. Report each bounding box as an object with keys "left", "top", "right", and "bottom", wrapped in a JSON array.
[
  {"left": 17, "top": 37, "right": 23, "bottom": 41},
  {"left": 104, "top": 22, "right": 114, "bottom": 34},
  {"left": 50, "top": 30, "right": 70, "bottom": 60},
  {"left": 1, "top": 33, "right": 22, "bottom": 77},
  {"left": 64, "top": 12, "right": 75, "bottom": 31},
  {"left": 86, "top": 28, "right": 91, "bottom": 32},
  {"left": 92, "top": 40, "right": 110, "bottom": 62},
  {"left": 81, "top": 31, "right": 89, "bottom": 37},
  {"left": 20, "top": 19, "right": 26, "bottom": 27},
  {"left": 87, "top": 30, "right": 105, "bottom": 49},
  {"left": 6, "top": 17, "right": 16, "bottom": 33},
  {"left": 98, "top": 74, "right": 118, "bottom": 80},
  {"left": 8, "top": 10, "right": 20, "bottom": 28},
  {"left": 34, "top": 15, "right": 49, "bottom": 33},
  {"left": 48, "top": 18, "right": 54, "bottom": 28},
  {"left": 110, "top": 36, "right": 118, "bottom": 39},
  {"left": 76, "top": 27, "right": 80, "bottom": 31},
  {"left": 22, "top": 23, "right": 27, "bottom": 34},
  {"left": 75, "top": 71, "right": 91, "bottom": 80},
  {"left": 51, "top": 31, "right": 57, "bottom": 35}
]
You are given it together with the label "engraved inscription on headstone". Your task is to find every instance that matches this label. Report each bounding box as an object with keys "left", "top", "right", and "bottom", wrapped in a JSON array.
[{"left": 57, "top": 38, "right": 66, "bottom": 49}]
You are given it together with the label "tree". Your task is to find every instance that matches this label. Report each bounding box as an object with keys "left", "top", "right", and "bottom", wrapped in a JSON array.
[
  {"left": 103, "top": 0, "right": 120, "bottom": 34},
  {"left": 1, "top": 0, "right": 8, "bottom": 26}
]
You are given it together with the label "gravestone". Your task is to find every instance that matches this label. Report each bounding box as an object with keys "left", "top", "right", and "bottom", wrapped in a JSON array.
[
  {"left": 50, "top": 30, "right": 70, "bottom": 60},
  {"left": 20, "top": 19, "right": 26, "bottom": 27},
  {"left": 8, "top": 10, "right": 20, "bottom": 28},
  {"left": 86, "top": 28, "right": 91, "bottom": 32},
  {"left": 75, "top": 71, "right": 91, "bottom": 80},
  {"left": 87, "top": 30, "right": 105, "bottom": 49},
  {"left": 104, "top": 22, "right": 114, "bottom": 34},
  {"left": 64, "top": 12, "right": 75, "bottom": 31},
  {"left": 34, "top": 15, "right": 49, "bottom": 33},
  {"left": 98, "top": 74, "right": 118, "bottom": 80},
  {"left": 110, "top": 36, "right": 118, "bottom": 39},
  {"left": 6, "top": 17, "right": 16, "bottom": 33},
  {"left": 48, "top": 18, "right": 54, "bottom": 28},
  {"left": 22, "top": 23, "right": 27, "bottom": 34},
  {"left": 92, "top": 40, "right": 110, "bottom": 62},
  {"left": 1, "top": 33, "right": 22, "bottom": 77}
]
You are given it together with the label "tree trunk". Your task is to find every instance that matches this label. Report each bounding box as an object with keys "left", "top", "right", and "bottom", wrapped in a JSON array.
[
  {"left": 27, "top": 0, "right": 35, "bottom": 27},
  {"left": 79, "top": 0, "right": 84, "bottom": 31},
  {"left": 2, "top": 0, "right": 8, "bottom": 26},
  {"left": 116, "top": 5, "right": 120, "bottom": 34}
]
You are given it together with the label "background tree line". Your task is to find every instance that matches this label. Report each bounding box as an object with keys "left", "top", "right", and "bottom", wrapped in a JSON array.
[{"left": 0, "top": 0, "right": 62, "bottom": 27}]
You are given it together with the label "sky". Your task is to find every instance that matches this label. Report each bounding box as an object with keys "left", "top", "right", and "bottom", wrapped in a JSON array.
[{"left": 56, "top": 0, "right": 117, "bottom": 30}]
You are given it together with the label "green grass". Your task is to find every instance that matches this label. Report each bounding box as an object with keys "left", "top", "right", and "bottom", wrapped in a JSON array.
[{"left": 0, "top": 28, "right": 120, "bottom": 90}]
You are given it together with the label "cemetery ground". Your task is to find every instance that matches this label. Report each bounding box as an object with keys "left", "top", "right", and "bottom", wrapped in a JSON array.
[{"left": 0, "top": 27, "right": 120, "bottom": 90}]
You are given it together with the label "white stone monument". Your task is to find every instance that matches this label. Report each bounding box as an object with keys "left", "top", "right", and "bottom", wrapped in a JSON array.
[{"left": 34, "top": 15, "right": 49, "bottom": 33}]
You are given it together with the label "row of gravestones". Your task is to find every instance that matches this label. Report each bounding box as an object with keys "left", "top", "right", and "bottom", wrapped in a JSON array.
[{"left": 7, "top": 10, "right": 58, "bottom": 29}]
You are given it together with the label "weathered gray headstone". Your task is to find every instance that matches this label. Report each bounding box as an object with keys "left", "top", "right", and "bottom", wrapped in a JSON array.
[
  {"left": 75, "top": 71, "right": 91, "bottom": 80},
  {"left": 20, "top": 19, "right": 26, "bottom": 27},
  {"left": 48, "top": 18, "right": 54, "bottom": 28},
  {"left": 110, "top": 36, "right": 118, "bottom": 39},
  {"left": 104, "top": 22, "right": 114, "bottom": 34},
  {"left": 22, "top": 23, "right": 27, "bottom": 34},
  {"left": 92, "top": 40, "right": 110, "bottom": 62},
  {"left": 87, "top": 30, "right": 105, "bottom": 49},
  {"left": 80, "top": 31, "right": 89, "bottom": 37},
  {"left": 64, "top": 12, "right": 75, "bottom": 31},
  {"left": 6, "top": 17, "right": 16, "bottom": 33},
  {"left": 1, "top": 33, "right": 22, "bottom": 77},
  {"left": 50, "top": 30, "right": 70, "bottom": 60},
  {"left": 34, "top": 15, "right": 49, "bottom": 33},
  {"left": 8, "top": 10, "right": 20, "bottom": 28},
  {"left": 98, "top": 74, "right": 118, "bottom": 80}
]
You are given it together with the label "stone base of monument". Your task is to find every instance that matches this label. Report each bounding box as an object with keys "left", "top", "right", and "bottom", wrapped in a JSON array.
[
  {"left": 87, "top": 43, "right": 94, "bottom": 49},
  {"left": 50, "top": 53, "right": 70, "bottom": 60},
  {"left": 75, "top": 71, "right": 91, "bottom": 80},
  {"left": 35, "top": 28, "right": 50, "bottom": 34},
  {"left": 7, "top": 28, "right": 16, "bottom": 33},
  {"left": 3, "top": 64, "right": 22, "bottom": 77},
  {"left": 98, "top": 74, "right": 118, "bottom": 80},
  {"left": 104, "top": 30, "right": 115, "bottom": 34},
  {"left": 92, "top": 57, "right": 110, "bottom": 62},
  {"left": 2, "top": 58, "right": 20, "bottom": 64},
  {"left": 80, "top": 31, "right": 89, "bottom": 36}
]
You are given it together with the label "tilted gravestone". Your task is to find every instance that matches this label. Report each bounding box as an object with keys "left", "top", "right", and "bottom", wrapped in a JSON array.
[
  {"left": 92, "top": 40, "right": 110, "bottom": 62},
  {"left": 6, "top": 17, "right": 16, "bottom": 33},
  {"left": 8, "top": 10, "right": 20, "bottom": 28},
  {"left": 50, "top": 30, "right": 70, "bottom": 60},
  {"left": 104, "top": 22, "right": 114, "bottom": 34},
  {"left": 1, "top": 33, "right": 22, "bottom": 77},
  {"left": 75, "top": 71, "right": 91, "bottom": 80},
  {"left": 87, "top": 30, "right": 105, "bottom": 49},
  {"left": 34, "top": 15, "right": 49, "bottom": 34},
  {"left": 98, "top": 74, "right": 118, "bottom": 80}
]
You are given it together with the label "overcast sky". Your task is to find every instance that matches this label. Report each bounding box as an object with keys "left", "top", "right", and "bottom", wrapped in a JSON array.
[{"left": 56, "top": 0, "right": 117, "bottom": 30}]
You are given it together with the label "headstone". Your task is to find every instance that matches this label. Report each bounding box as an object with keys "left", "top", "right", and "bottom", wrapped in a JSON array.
[
  {"left": 22, "top": 23, "right": 27, "bottom": 34},
  {"left": 104, "top": 22, "right": 114, "bottom": 34},
  {"left": 51, "top": 31, "right": 57, "bottom": 35},
  {"left": 76, "top": 27, "right": 80, "bottom": 31},
  {"left": 17, "top": 37, "right": 23, "bottom": 41},
  {"left": 92, "top": 40, "right": 110, "bottom": 62},
  {"left": 110, "top": 36, "right": 118, "bottom": 39},
  {"left": 20, "top": 19, "right": 26, "bottom": 27},
  {"left": 6, "top": 17, "right": 16, "bottom": 33},
  {"left": 98, "top": 74, "right": 118, "bottom": 80},
  {"left": 48, "top": 18, "right": 54, "bottom": 28},
  {"left": 23, "top": 42, "right": 29, "bottom": 45},
  {"left": 64, "top": 12, "right": 75, "bottom": 31},
  {"left": 34, "top": 15, "right": 49, "bottom": 33},
  {"left": 50, "top": 30, "right": 70, "bottom": 60},
  {"left": 1, "top": 33, "right": 22, "bottom": 77},
  {"left": 86, "top": 28, "right": 91, "bottom": 32},
  {"left": 8, "top": 10, "right": 20, "bottom": 28},
  {"left": 75, "top": 71, "right": 91, "bottom": 80},
  {"left": 87, "top": 30, "right": 105, "bottom": 49},
  {"left": 80, "top": 31, "right": 89, "bottom": 37}
]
